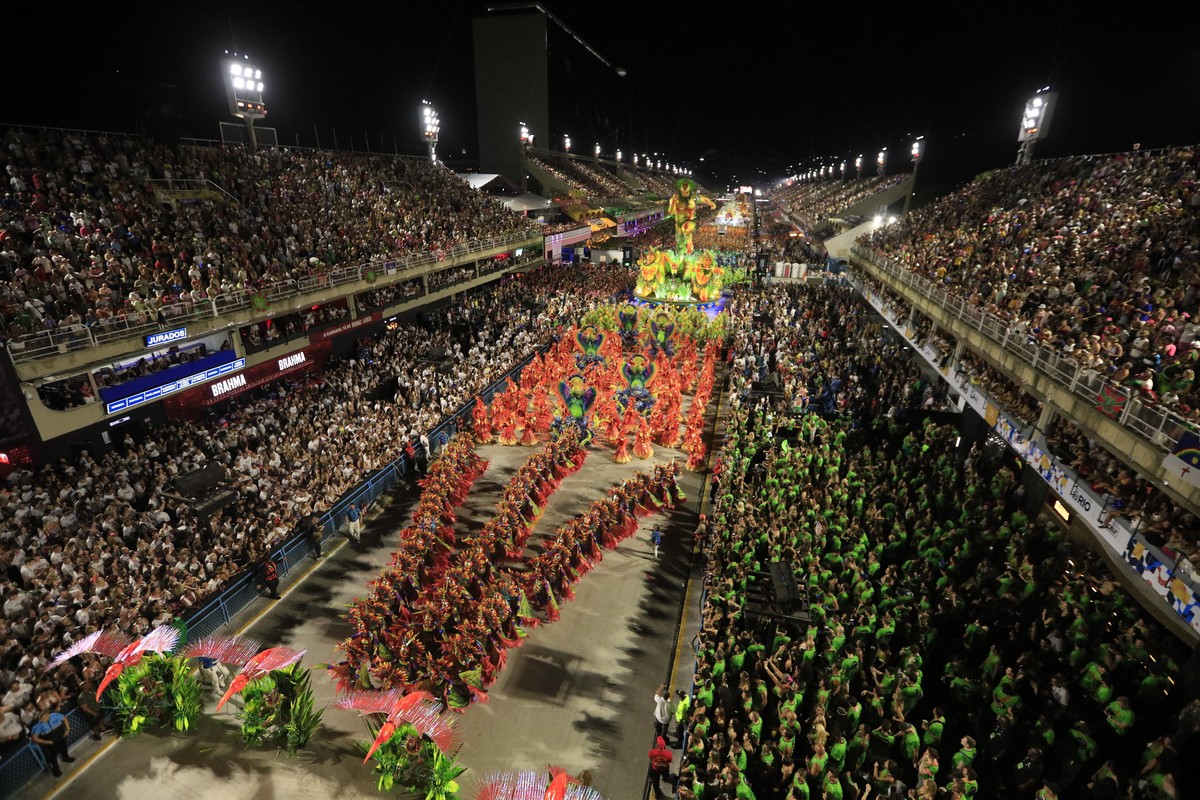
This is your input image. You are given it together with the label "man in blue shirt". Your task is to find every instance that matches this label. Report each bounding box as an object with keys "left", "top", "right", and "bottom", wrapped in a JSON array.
[
  {"left": 345, "top": 503, "right": 362, "bottom": 542},
  {"left": 30, "top": 709, "right": 74, "bottom": 777}
]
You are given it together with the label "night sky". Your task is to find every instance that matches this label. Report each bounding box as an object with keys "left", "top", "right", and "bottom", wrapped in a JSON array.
[{"left": 6, "top": 1, "right": 1198, "bottom": 195}]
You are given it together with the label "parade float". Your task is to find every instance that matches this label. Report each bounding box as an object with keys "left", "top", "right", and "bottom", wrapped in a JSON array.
[{"left": 634, "top": 178, "right": 727, "bottom": 303}]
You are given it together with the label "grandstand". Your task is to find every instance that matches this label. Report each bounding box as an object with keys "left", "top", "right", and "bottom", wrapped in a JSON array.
[{"left": 3, "top": 17, "right": 1200, "bottom": 800}]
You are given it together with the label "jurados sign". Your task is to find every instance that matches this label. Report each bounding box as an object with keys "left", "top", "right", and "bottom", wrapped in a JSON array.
[
  {"left": 144, "top": 327, "right": 188, "bottom": 348},
  {"left": 210, "top": 374, "right": 248, "bottom": 398},
  {"left": 277, "top": 351, "right": 307, "bottom": 371}
]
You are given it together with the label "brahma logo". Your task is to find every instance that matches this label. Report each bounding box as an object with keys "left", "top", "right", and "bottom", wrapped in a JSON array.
[
  {"left": 145, "top": 328, "right": 188, "bottom": 348},
  {"left": 277, "top": 352, "right": 307, "bottom": 371},
  {"left": 210, "top": 374, "right": 247, "bottom": 398}
]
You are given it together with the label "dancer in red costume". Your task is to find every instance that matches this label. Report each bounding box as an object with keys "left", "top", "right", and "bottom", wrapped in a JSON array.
[
  {"left": 633, "top": 415, "right": 654, "bottom": 460},
  {"left": 612, "top": 429, "right": 632, "bottom": 464},
  {"left": 472, "top": 396, "right": 493, "bottom": 443}
]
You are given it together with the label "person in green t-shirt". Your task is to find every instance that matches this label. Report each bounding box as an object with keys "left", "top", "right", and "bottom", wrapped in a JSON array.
[
  {"left": 952, "top": 736, "right": 976, "bottom": 772},
  {"left": 922, "top": 708, "right": 945, "bottom": 747},
  {"left": 1104, "top": 696, "right": 1135, "bottom": 736}
]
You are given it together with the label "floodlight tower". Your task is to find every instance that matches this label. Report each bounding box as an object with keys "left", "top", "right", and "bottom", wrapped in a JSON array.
[
  {"left": 563, "top": 134, "right": 572, "bottom": 153},
  {"left": 616, "top": 149, "right": 622, "bottom": 163},
  {"left": 594, "top": 143, "right": 601, "bottom": 158},
  {"left": 221, "top": 53, "right": 266, "bottom": 147},
  {"left": 420, "top": 100, "right": 440, "bottom": 163},
  {"left": 855, "top": 155, "right": 863, "bottom": 179},
  {"left": 877, "top": 148, "right": 888, "bottom": 177},
  {"left": 519, "top": 122, "right": 534, "bottom": 148},
  {"left": 1017, "top": 87, "right": 1057, "bottom": 165},
  {"left": 903, "top": 136, "right": 924, "bottom": 214}
]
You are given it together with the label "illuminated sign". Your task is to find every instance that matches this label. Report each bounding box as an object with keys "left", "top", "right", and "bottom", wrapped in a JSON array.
[
  {"left": 1052, "top": 500, "right": 1070, "bottom": 522},
  {"left": 210, "top": 374, "right": 247, "bottom": 398},
  {"left": 144, "top": 328, "right": 188, "bottom": 348},
  {"left": 107, "top": 416, "right": 132, "bottom": 427},
  {"left": 105, "top": 358, "right": 246, "bottom": 414},
  {"left": 277, "top": 352, "right": 307, "bottom": 371}
]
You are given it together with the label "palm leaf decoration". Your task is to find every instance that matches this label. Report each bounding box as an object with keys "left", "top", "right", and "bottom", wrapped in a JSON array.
[
  {"left": 356, "top": 721, "right": 467, "bottom": 797},
  {"left": 110, "top": 654, "right": 201, "bottom": 737},
  {"left": 236, "top": 662, "right": 324, "bottom": 755}
]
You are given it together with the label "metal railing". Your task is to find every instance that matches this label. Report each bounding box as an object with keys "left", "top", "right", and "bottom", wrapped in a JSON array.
[
  {"left": 0, "top": 349, "right": 541, "bottom": 800},
  {"left": 850, "top": 244, "right": 1196, "bottom": 453},
  {"left": 148, "top": 178, "right": 241, "bottom": 206},
  {"left": 7, "top": 232, "right": 541, "bottom": 365}
]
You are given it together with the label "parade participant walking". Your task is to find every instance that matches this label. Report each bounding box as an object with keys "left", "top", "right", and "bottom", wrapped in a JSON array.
[
  {"left": 346, "top": 503, "right": 363, "bottom": 542},
  {"left": 649, "top": 735, "right": 674, "bottom": 798}
]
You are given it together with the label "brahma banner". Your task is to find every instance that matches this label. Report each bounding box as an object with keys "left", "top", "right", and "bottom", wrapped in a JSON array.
[{"left": 161, "top": 340, "right": 331, "bottom": 418}]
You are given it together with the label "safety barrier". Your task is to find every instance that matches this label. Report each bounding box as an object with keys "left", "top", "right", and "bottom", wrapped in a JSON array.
[{"left": 0, "top": 349, "right": 539, "bottom": 799}]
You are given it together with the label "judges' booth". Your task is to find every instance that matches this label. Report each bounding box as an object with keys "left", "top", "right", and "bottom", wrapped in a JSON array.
[{"left": 161, "top": 340, "right": 332, "bottom": 420}]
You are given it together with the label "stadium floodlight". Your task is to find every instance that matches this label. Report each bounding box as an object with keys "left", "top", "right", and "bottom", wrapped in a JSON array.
[
  {"left": 840, "top": 161, "right": 846, "bottom": 178},
  {"left": 855, "top": 155, "right": 863, "bottom": 178},
  {"left": 615, "top": 149, "right": 622, "bottom": 162},
  {"left": 633, "top": 153, "right": 639, "bottom": 166},
  {"left": 221, "top": 53, "right": 267, "bottom": 147},
  {"left": 1016, "top": 86, "right": 1057, "bottom": 165},
  {"left": 519, "top": 122, "right": 533, "bottom": 147},
  {"left": 594, "top": 143, "right": 601, "bottom": 158},
  {"left": 877, "top": 148, "right": 888, "bottom": 176},
  {"left": 563, "top": 134, "right": 572, "bottom": 153},
  {"left": 420, "top": 100, "right": 440, "bottom": 163}
]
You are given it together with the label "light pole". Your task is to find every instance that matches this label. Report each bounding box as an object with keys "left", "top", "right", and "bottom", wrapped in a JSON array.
[
  {"left": 563, "top": 134, "right": 571, "bottom": 153},
  {"left": 855, "top": 155, "right": 863, "bottom": 179},
  {"left": 615, "top": 149, "right": 622, "bottom": 163},
  {"left": 594, "top": 143, "right": 601, "bottom": 159},
  {"left": 877, "top": 148, "right": 888, "bottom": 177},
  {"left": 903, "top": 136, "right": 923, "bottom": 214},
  {"left": 1016, "top": 87, "right": 1057, "bottom": 165},
  {"left": 420, "top": 100, "right": 440, "bottom": 163},
  {"left": 221, "top": 53, "right": 266, "bottom": 147},
  {"left": 519, "top": 122, "right": 533, "bottom": 149}
]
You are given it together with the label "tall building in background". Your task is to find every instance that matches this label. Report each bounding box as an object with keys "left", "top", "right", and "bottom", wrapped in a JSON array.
[{"left": 473, "top": 10, "right": 549, "bottom": 187}]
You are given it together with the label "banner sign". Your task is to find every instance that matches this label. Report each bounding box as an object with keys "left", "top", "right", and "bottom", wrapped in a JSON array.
[{"left": 1162, "top": 432, "right": 1200, "bottom": 491}]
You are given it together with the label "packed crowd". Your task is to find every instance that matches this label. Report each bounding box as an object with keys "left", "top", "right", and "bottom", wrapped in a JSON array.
[
  {"left": 860, "top": 148, "right": 1200, "bottom": 421},
  {"left": 862, "top": 273, "right": 1200, "bottom": 579},
  {"left": 1046, "top": 416, "right": 1199, "bottom": 567},
  {"left": 554, "top": 159, "right": 631, "bottom": 199},
  {"left": 356, "top": 279, "right": 423, "bottom": 312},
  {"left": 729, "top": 284, "right": 953, "bottom": 419},
  {"left": 772, "top": 176, "right": 907, "bottom": 228},
  {"left": 670, "top": 282, "right": 1193, "bottom": 800},
  {"left": 0, "top": 128, "right": 539, "bottom": 340},
  {"left": 0, "top": 263, "right": 633, "bottom": 744},
  {"left": 239, "top": 301, "right": 350, "bottom": 350}
]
